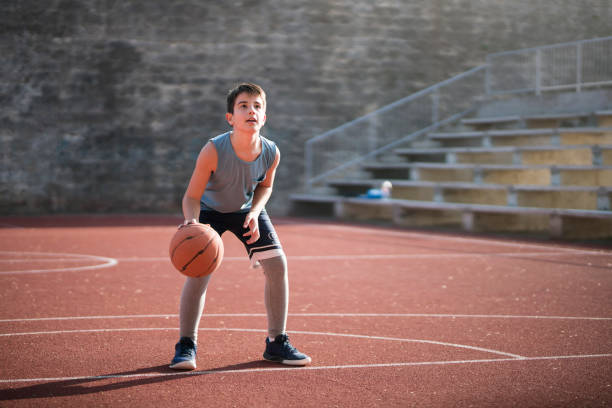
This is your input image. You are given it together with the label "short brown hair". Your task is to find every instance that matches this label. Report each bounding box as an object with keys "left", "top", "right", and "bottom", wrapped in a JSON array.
[{"left": 226, "top": 82, "right": 266, "bottom": 114}]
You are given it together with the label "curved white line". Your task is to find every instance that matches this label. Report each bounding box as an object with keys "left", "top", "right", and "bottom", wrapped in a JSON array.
[
  {"left": 290, "top": 329, "right": 525, "bottom": 359},
  {"left": 0, "top": 326, "right": 524, "bottom": 359},
  {"left": 0, "top": 251, "right": 118, "bottom": 275},
  {"left": 1, "top": 354, "right": 610, "bottom": 384}
]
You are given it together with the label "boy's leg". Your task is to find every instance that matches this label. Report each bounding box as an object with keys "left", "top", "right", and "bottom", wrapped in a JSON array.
[
  {"left": 260, "top": 254, "right": 310, "bottom": 366},
  {"left": 224, "top": 211, "right": 311, "bottom": 365},
  {"left": 179, "top": 274, "right": 212, "bottom": 341},
  {"left": 233, "top": 211, "right": 287, "bottom": 338},
  {"left": 170, "top": 210, "right": 227, "bottom": 370},
  {"left": 235, "top": 212, "right": 311, "bottom": 366},
  {"left": 260, "top": 255, "right": 288, "bottom": 339},
  {"left": 179, "top": 209, "right": 226, "bottom": 341},
  {"left": 259, "top": 254, "right": 311, "bottom": 366},
  {"left": 170, "top": 274, "right": 212, "bottom": 370}
]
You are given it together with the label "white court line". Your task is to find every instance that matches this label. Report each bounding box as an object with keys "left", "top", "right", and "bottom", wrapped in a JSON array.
[
  {"left": 1, "top": 312, "right": 611, "bottom": 323},
  {"left": 113, "top": 251, "right": 612, "bottom": 262},
  {"left": 1, "top": 250, "right": 609, "bottom": 275},
  {"left": 0, "top": 326, "right": 524, "bottom": 359},
  {"left": 0, "top": 251, "right": 118, "bottom": 275},
  {"left": 1, "top": 354, "right": 610, "bottom": 384},
  {"left": 3, "top": 250, "right": 609, "bottom": 275}
]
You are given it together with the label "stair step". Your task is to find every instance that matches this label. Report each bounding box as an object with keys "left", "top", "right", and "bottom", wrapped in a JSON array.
[
  {"left": 328, "top": 179, "right": 610, "bottom": 210},
  {"left": 429, "top": 127, "right": 612, "bottom": 148},
  {"left": 524, "top": 112, "right": 591, "bottom": 128},
  {"left": 362, "top": 162, "right": 612, "bottom": 186},
  {"left": 596, "top": 110, "right": 612, "bottom": 127},
  {"left": 460, "top": 111, "right": 607, "bottom": 130},
  {"left": 289, "top": 194, "right": 612, "bottom": 239},
  {"left": 559, "top": 127, "right": 612, "bottom": 145},
  {"left": 461, "top": 115, "right": 522, "bottom": 130},
  {"left": 395, "top": 145, "right": 612, "bottom": 165}
]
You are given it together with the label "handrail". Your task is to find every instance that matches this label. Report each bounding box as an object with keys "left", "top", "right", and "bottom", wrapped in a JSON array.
[
  {"left": 486, "top": 36, "right": 612, "bottom": 95},
  {"left": 305, "top": 36, "right": 612, "bottom": 188},
  {"left": 306, "top": 66, "right": 486, "bottom": 146},
  {"left": 486, "top": 35, "right": 612, "bottom": 58}
]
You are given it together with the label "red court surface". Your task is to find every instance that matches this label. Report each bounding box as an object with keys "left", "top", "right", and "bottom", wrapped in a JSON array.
[{"left": 0, "top": 215, "right": 611, "bottom": 407}]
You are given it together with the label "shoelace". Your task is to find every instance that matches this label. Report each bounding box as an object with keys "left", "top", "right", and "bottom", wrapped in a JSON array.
[
  {"left": 178, "top": 340, "right": 195, "bottom": 356},
  {"left": 278, "top": 336, "right": 297, "bottom": 352}
]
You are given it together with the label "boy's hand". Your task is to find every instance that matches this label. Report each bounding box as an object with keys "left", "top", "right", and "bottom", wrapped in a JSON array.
[
  {"left": 243, "top": 212, "right": 260, "bottom": 244},
  {"left": 178, "top": 218, "right": 198, "bottom": 229}
]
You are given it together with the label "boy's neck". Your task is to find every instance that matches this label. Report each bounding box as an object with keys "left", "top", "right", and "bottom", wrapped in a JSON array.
[
  {"left": 230, "top": 129, "right": 262, "bottom": 161},
  {"left": 230, "top": 128, "right": 260, "bottom": 145}
]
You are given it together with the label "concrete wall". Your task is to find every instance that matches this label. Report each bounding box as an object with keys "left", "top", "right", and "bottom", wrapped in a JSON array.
[{"left": 2, "top": 0, "right": 611, "bottom": 215}]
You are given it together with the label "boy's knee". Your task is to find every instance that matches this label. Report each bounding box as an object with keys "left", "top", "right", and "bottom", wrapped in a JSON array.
[{"left": 260, "top": 254, "right": 287, "bottom": 278}]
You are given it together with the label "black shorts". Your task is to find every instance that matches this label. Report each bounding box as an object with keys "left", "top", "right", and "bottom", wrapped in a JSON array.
[{"left": 199, "top": 209, "right": 283, "bottom": 268}]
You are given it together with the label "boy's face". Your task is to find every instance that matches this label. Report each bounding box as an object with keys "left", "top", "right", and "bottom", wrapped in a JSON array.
[{"left": 226, "top": 92, "right": 267, "bottom": 134}]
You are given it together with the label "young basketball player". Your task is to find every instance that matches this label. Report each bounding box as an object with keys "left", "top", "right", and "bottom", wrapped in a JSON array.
[{"left": 170, "top": 82, "right": 311, "bottom": 370}]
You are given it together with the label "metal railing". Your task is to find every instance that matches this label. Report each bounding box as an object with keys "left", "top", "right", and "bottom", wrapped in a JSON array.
[
  {"left": 486, "top": 36, "right": 612, "bottom": 95},
  {"left": 305, "top": 66, "right": 487, "bottom": 187},
  {"left": 304, "top": 36, "right": 612, "bottom": 188}
]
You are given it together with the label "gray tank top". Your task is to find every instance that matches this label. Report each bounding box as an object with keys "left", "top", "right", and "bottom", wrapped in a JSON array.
[{"left": 200, "top": 131, "right": 277, "bottom": 213}]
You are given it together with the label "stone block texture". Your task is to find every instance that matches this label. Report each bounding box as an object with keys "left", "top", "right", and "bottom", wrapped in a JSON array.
[{"left": 2, "top": 0, "right": 611, "bottom": 215}]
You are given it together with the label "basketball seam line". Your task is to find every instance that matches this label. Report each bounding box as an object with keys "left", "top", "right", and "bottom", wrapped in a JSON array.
[
  {"left": 181, "top": 239, "right": 213, "bottom": 272},
  {"left": 170, "top": 231, "right": 205, "bottom": 260}
]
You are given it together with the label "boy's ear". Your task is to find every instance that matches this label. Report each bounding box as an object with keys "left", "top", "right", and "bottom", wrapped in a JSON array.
[{"left": 225, "top": 112, "right": 233, "bottom": 126}]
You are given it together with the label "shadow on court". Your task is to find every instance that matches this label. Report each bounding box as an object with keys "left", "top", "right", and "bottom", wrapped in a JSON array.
[{"left": 0, "top": 360, "right": 276, "bottom": 401}]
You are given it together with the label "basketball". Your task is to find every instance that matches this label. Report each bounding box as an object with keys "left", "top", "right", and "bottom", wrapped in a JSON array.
[{"left": 169, "top": 223, "right": 224, "bottom": 277}]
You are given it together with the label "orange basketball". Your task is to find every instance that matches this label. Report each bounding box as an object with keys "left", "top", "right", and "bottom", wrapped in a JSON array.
[{"left": 169, "top": 223, "right": 224, "bottom": 277}]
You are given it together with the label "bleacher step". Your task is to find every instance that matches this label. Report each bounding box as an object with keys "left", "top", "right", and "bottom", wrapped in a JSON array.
[
  {"left": 362, "top": 162, "right": 612, "bottom": 186},
  {"left": 289, "top": 194, "right": 612, "bottom": 238},
  {"left": 395, "top": 145, "right": 612, "bottom": 166},
  {"left": 327, "top": 179, "right": 611, "bottom": 211},
  {"left": 428, "top": 127, "right": 612, "bottom": 148}
]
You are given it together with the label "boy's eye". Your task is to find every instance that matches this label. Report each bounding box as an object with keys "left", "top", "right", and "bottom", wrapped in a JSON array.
[{"left": 236, "top": 102, "right": 262, "bottom": 110}]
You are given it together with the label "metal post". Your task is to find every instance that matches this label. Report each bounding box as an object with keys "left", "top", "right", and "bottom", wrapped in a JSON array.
[
  {"left": 576, "top": 42, "right": 582, "bottom": 92},
  {"left": 368, "top": 117, "right": 377, "bottom": 154},
  {"left": 485, "top": 56, "right": 491, "bottom": 95},
  {"left": 431, "top": 88, "right": 440, "bottom": 125},
  {"left": 305, "top": 142, "right": 312, "bottom": 189},
  {"left": 535, "top": 49, "right": 542, "bottom": 95}
]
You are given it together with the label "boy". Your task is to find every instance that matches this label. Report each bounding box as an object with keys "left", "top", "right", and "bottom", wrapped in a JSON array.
[{"left": 170, "top": 82, "right": 311, "bottom": 370}]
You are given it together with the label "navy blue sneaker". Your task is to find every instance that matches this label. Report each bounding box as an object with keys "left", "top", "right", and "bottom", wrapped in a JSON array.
[
  {"left": 263, "top": 334, "right": 312, "bottom": 366},
  {"left": 169, "top": 337, "right": 197, "bottom": 370}
]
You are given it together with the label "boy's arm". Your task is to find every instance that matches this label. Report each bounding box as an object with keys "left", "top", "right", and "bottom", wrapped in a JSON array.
[
  {"left": 243, "top": 147, "right": 280, "bottom": 244},
  {"left": 182, "top": 142, "right": 217, "bottom": 226}
]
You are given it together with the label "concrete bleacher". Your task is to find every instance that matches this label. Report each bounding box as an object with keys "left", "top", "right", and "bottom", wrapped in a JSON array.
[
  {"left": 327, "top": 180, "right": 610, "bottom": 211},
  {"left": 290, "top": 107, "right": 612, "bottom": 239},
  {"left": 394, "top": 145, "right": 612, "bottom": 166},
  {"left": 427, "top": 127, "right": 612, "bottom": 148}
]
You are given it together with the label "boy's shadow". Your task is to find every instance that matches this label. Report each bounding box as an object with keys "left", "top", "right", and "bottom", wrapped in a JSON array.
[{"left": 0, "top": 361, "right": 272, "bottom": 401}]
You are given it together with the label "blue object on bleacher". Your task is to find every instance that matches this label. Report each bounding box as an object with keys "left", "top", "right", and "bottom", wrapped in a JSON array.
[{"left": 360, "top": 189, "right": 385, "bottom": 199}]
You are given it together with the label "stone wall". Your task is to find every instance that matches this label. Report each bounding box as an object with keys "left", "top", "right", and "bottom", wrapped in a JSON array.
[{"left": 2, "top": 0, "right": 611, "bottom": 215}]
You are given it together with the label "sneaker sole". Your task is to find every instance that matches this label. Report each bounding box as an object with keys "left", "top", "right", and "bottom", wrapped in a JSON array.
[
  {"left": 263, "top": 353, "right": 312, "bottom": 366},
  {"left": 169, "top": 360, "right": 196, "bottom": 370}
]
